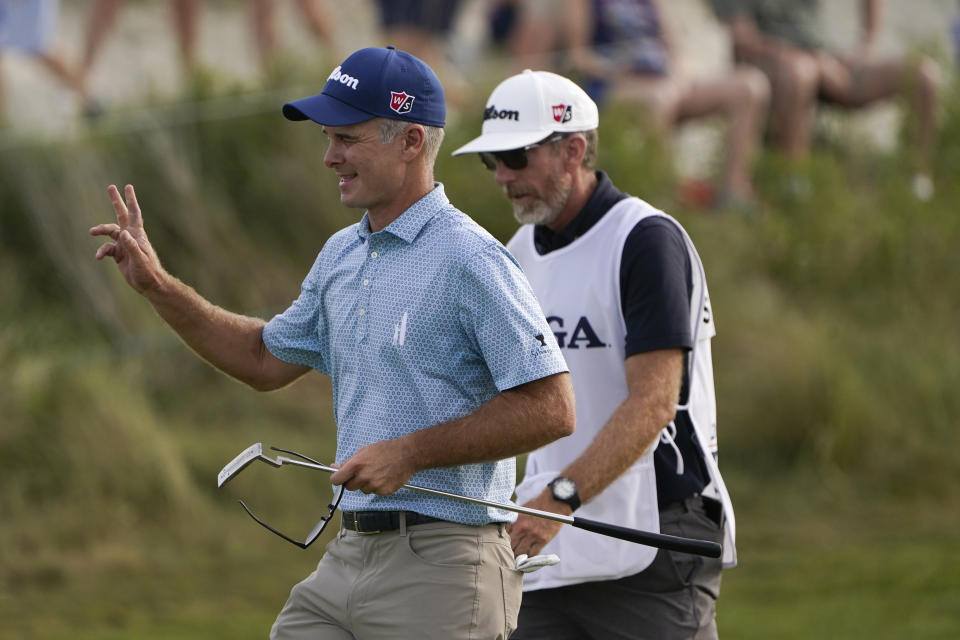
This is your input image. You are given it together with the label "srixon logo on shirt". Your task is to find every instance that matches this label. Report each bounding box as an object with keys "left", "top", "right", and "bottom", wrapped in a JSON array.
[{"left": 547, "top": 316, "right": 607, "bottom": 349}]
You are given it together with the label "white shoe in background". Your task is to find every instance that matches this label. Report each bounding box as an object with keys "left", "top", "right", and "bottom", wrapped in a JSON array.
[{"left": 912, "top": 173, "right": 934, "bottom": 202}]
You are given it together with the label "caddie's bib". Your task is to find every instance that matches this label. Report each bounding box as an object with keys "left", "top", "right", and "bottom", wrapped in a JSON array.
[{"left": 510, "top": 197, "right": 736, "bottom": 591}]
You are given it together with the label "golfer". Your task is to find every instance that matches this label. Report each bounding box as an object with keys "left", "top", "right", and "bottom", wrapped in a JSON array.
[
  {"left": 453, "top": 70, "right": 736, "bottom": 639},
  {"left": 91, "top": 48, "right": 574, "bottom": 639}
]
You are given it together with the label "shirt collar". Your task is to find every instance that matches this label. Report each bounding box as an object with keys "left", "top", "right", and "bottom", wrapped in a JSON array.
[
  {"left": 533, "top": 171, "right": 627, "bottom": 254},
  {"left": 357, "top": 183, "right": 448, "bottom": 244}
]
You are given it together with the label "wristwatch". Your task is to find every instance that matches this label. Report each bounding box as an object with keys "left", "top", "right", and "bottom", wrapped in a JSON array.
[{"left": 548, "top": 476, "right": 581, "bottom": 511}]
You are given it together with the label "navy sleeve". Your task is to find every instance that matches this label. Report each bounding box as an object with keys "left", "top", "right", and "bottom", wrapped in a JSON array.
[
  {"left": 619, "top": 218, "right": 693, "bottom": 358},
  {"left": 620, "top": 218, "right": 709, "bottom": 506}
]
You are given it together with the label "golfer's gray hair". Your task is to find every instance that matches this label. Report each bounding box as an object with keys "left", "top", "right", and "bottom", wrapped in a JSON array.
[
  {"left": 548, "top": 129, "right": 598, "bottom": 170},
  {"left": 378, "top": 118, "right": 446, "bottom": 166},
  {"left": 581, "top": 129, "right": 598, "bottom": 170}
]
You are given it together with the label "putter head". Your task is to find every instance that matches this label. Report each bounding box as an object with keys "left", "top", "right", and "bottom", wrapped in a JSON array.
[{"left": 217, "top": 442, "right": 281, "bottom": 487}]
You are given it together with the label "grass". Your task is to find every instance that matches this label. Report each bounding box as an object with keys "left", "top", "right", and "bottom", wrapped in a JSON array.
[
  {"left": 2, "top": 64, "right": 959, "bottom": 638},
  {"left": 3, "top": 477, "right": 958, "bottom": 639},
  {"left": 720, "top": 472, "right": 960, "bottom": 639}
]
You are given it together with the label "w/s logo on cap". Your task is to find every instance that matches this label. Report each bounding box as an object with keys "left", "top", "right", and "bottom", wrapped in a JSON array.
[
  {"left": 390, "top": 91, "right": 415, "bottom": 114},
  {"left": 552, "top": 104, "right": 573, "bottom": 123}
]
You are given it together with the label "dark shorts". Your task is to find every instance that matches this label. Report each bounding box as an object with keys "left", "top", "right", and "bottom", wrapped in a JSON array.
[
  {"left": 511, "top": 495, "right": 724, "bottom": 640},
  {"left": 374, "top": 0, "right": 462, "bottom": 34}
]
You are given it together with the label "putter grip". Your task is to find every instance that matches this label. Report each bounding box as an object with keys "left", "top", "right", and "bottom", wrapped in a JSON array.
[{"left": 572, "top": 516, "right": 722, "bottom": 558}]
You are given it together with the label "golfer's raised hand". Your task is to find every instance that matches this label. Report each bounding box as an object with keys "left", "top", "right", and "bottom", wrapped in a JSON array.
[
  {"left": 90, "top": 184, "right": 165, "bottom": 294},
  {"left": 507, "top": 490, "right": 566, "bottom": 557}
]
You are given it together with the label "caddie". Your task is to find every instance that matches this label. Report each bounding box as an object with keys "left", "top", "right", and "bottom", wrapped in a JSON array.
[{"left": 454, "top": 69, "right": 737, "bottom": 639}]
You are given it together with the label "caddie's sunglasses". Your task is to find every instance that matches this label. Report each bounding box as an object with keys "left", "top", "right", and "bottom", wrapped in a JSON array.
[{"left": 479, "top": 133, "right": 568, "bottom": 171}]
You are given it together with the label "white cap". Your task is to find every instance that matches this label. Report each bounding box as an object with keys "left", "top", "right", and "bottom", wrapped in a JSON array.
[{"left": 451, "top": 69, "right": 599, "bottom": 155}]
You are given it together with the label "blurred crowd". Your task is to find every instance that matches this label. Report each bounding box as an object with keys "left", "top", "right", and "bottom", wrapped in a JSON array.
[
  {"left": 1, "top": 0, "right": 956, "bottom": 206},
  {"left": 489, "top": 0, "right": 947, "bottom": 204},
  {"left": 0, "top": 0, "right": 341, "bottom": 119}
]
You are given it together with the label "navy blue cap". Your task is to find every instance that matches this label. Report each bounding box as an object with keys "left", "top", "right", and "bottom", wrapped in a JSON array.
[{"left": 283, "top": 46, "right": 445, "bottom": 127}]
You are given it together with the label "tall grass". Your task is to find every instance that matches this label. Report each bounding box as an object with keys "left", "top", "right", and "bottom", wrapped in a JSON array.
[{"left": 1, "top": 72, "right": 959, "bottom": 637}]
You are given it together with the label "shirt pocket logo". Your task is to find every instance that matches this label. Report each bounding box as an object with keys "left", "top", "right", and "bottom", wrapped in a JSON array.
[{"left": 392, "top": 311, "right": 409, "bottom": 346}]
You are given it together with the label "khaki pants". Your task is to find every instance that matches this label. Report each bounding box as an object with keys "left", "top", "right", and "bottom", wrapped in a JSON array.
[{"left": 271, "top": 518, "right": 522, "bottom": 640}]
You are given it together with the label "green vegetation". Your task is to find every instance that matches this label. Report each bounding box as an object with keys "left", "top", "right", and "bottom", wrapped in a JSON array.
[{"left": 1, "top": 68, "right": 959, "bottom": 638}]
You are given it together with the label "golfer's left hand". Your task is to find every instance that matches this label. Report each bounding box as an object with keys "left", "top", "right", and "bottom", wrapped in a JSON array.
[
  {"left": 330, "top": 439, "right": 417, "bottom": 495},
  {"left": 506, "top": 490, "right": 567, "bottom": 557},
  {"left": 91, "top": 184, "right": 166, "bottom": 295}
]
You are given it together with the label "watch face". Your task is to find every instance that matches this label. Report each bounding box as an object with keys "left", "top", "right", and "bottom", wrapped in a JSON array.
[{"left": 552, "top": 478, "right": 576, "bottom": 500}]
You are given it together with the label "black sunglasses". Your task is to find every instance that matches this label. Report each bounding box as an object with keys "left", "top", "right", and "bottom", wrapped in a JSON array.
[
  {"left": 237, "top": 446, "right": 345, "bottom": 549},
  {"left": 479, "top": 133, "right": 568, "bottom": 171}
]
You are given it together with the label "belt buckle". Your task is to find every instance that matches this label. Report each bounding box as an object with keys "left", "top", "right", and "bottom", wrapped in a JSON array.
[{"left": 351, "top": 512, "right": 382, "bottom": 536}]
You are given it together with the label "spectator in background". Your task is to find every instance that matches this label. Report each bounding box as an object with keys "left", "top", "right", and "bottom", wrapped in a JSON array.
[
  {"left": 710, "top": 0, "right": 941, "bottom": 201},
  {"left": 250, "top": 0, "right": 339, "bottom": 73},
  {"left": 488, "top": 0, "right": 563, "bottom": 72},
  {"left": 372, "top": 0, "right": 468, "bottom": 108},
  {"left": 78, "top": 0, "right": 201, "bottom": 95},
  {"left": 0, "top": 0, "right": 96, "bottom": 122},
  {"left": 487, "top": 0, "right": 518, "bottom": 53},
  {"left": 560, "top": 0, "right": 770, "bottom": 209}
]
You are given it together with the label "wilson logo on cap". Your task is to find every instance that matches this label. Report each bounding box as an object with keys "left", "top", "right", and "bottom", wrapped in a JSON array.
[
  {"left": 552, "top": 104, "right": 573, "bottom": 123},
  {"left": 484, "top": 105, "right": 519, "bottom": 121},
  {"left": 328, "top": 66, "right": 359, "bottom": 90},
  {"left": 390, "top": 91, "right": 415, "bottom": 114}
]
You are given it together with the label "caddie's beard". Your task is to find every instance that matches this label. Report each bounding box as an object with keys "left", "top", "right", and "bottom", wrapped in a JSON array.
[{"left": 509, "top": 172, "right": 573, "bottom": 227}]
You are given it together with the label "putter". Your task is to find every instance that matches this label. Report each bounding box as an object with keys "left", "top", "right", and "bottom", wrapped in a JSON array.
[{"left": 218, "top": 443, "right": 723, "bottom": 559}]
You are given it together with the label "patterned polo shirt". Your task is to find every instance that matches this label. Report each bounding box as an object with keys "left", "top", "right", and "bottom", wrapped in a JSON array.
[{"left": 263, "top": 184, "right": 567, "bottom": 524}]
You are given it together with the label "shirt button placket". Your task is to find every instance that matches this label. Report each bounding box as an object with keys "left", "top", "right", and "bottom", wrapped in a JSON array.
[{"left": 358, "top": 242, "right": 381, "bottom": 343}]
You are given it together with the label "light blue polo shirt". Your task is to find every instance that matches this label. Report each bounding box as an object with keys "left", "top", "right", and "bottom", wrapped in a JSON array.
[{"left": 263, "top": 184, "right": 567, "bottom": 524}]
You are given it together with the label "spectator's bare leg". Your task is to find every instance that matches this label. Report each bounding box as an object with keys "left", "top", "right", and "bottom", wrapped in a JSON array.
[
  {"left": 250, "top": 0, "right": 278, "bottom": 69},
  {"left": 295, "top": 0, "right": 337, "bottom": 53},
  {"left": 382, "top": 27, "right": 444, "bottom": 67},
  {"left": 738, "top": 47, "right": 820, "bottom": 159},
  {"left": 507, "top": 0, "right": 559, "bottom": 71},
  {"left": 37, "top": 49, "right": 87, "bottom": 98},
  {"left": 172, "top": 0, "right": 201, "bottom": 72},
  {"left": 912, "top": 57, "right": 940, "bottom": 175},
  {"left": 36, "top": 47, "right": 105, "bottom": 118},
  {"left": 674, "top": 68, "right": 770, "bottom": 201},
  {"left": 823, "top": 56, "right": 940, "bottom": 176},
  {"left": 382, "top": 27, "right": 466, "bottom": 109},
  {"left": 81, "top": 0, "right": 123, "bottom": 78},
  {"left": 767, "top": 48, "right": 820, "bottom": 159}
]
